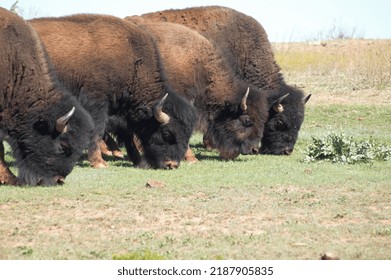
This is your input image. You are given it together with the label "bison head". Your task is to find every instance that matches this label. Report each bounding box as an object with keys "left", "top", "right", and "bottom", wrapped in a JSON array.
[
  {"left": 8, "top": 95, "right": 93, "bottom": 185},
  {"left": 132, "top": 93, "right": 197, "bottom": 169},
  {"left": 260, "top": 85, "right": 311, "bottom": 155},
  {"left": 203, "top": 87, "right": 268, "bottom": 160}
]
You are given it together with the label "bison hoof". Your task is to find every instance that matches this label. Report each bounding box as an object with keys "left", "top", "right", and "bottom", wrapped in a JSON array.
[
  {"left": 91, "top": 161, "right": 109, "bottom": 169},
  {"left": 112, "top": 150, "right": 125, "bottom": 159},
  {"left": 101, "top": 150, "right": 113, "bottom": 156},
  {"left": 185, "top": 156, "right": 199, "bottom": 164}
]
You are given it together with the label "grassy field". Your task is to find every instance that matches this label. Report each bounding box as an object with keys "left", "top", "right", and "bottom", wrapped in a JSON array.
[{"left": 1, "top": 39, "right": 390, "bottom": 260}]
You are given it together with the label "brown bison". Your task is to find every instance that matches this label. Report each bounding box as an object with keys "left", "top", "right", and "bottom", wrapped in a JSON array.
[
  {"left": 127, "top": 17, "right": 268, "bottom": 160},
  {"left": 29, "top": 14, "right": 197, "bottom": 169},
  {"left": 139, "top": 6, "right": 311, "bottom": 155},
  {"left": 0, "top": 8, "right": 93, "bottom": 186}
]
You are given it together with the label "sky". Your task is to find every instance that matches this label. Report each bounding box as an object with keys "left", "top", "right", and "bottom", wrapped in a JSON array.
[{"left": 1, "top": 0, "right": 390, "bottom": 42}]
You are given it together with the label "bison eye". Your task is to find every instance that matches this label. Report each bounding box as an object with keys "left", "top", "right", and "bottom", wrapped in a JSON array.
[
  {"left": 162, "top": 130, "right": 176, "bottom": 145},
  {"left": 275, "top": 120, "right": 287, "bottom": 131},
  {"left": 60, "top": 141, "right": 71, "bottom": 156},
  {"left": 243, "top": 118, "right": 253, "bottom": 128},
  {"left": 33, "top": 119, "right": 49, "bottom": 135}
]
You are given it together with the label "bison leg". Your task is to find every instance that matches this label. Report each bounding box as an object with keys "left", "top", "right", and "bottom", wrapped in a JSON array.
[
  {"left": 102, "top": 132, "right": 124, "bottom": 159},
  {"left": 123, "top": 134, "right": 141, "bottom": 166},
  {"left": 88, "top": 136, "right": 109, "bottom": 168},
  {"left": 0, "top": 142, "right": 18, "bottom": 185},
  {"left": 184, "top": 146, "right": 198, "bottom": 163},
  {"left": 99, "top": 138, "right": 113, "bottom": 156},
  {"left": 202, "top": 135, "right": 213, "bottom": 151}
]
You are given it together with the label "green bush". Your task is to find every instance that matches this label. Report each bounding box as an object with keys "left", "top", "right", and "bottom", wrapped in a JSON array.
[{"left": 304, "top": 133, "right": 391, "bottom": 164}]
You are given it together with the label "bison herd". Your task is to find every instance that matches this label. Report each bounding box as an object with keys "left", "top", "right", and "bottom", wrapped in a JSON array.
[{"left": 0, "top": 6, "right": 310, "bottom": 186}]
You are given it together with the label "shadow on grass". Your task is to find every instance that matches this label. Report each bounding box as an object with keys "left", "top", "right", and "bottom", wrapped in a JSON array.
[
  {"left": 74, "top": 142, "right": 253, "bottom": 169},
  {"left": 76, "top": 154, "right": 135, "bottom": 168}
]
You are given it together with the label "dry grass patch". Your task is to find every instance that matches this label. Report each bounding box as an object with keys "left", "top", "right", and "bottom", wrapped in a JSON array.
[{"left": 274, "top": 39, "right": 391, "bottom": 105}]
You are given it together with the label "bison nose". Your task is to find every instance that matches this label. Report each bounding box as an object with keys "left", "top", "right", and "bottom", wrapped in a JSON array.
[
  {"left": 284, "top": 149, "right": 293, "bottom": 155},
  {"left": 56, "top": 176, "right": 65, "bottom": 185},
  {"left": 252, "top": 147, "right": 259, "bottom": 154},
  {"left": 164, "top": 160, "right": 179, "bottom": 170}
]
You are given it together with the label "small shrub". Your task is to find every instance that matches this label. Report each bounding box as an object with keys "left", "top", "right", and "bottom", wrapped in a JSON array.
[
  {"left": 10, "top": 1, "right": 19, "bottom": 14},
  {"left": 374, "top": 227, "right": 391, "bottom": 237},
  {"left": 17, "top": 246, "right": 33, "bottom": 256},
  {"left": 304, "top": 133, "right": 391, "bottom": 164},
  {"left": 308, "top": 21, "right": 364, "bottom": 41}
]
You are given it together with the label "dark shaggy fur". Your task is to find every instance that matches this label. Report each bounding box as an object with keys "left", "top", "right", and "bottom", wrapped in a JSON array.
[
  {"left": 261, "top": 85, "right": 309, "bottom": 155},
  {"left": 29, "top": 14, "right": 197, "bottom": 169},
  {"left": 0, "top": 8, "right": 94, "bottom": 186},
  {"left": 139, "top": 6, "right": 311, "bottom": 155},
  {"left": 127, "top": 18, "right": 268, "bottom": 159}
]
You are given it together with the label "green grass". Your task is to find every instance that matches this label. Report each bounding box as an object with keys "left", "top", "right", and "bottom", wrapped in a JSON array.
[
  {"left": 302, "top": 104, "right": 391, "bottom": 143},
  {"left": 1, "top": 118, "right": 390, "bottom": 260},
  {"left": 1, "top": 40, "right": 390, "bottom": 260}
]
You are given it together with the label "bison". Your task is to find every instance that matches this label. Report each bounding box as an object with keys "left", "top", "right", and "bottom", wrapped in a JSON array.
[
  {"left": 139, "top": 6, "right": 311, "bottom": 155},
  {"left": 29, "top": 14, "right": 197, "bottom": 169},
  {"left": 127, "top": 17, "right": 268, "bottom": 160},
  {"left": 0, "top": 8, "right": 94, "bottom": 186}
]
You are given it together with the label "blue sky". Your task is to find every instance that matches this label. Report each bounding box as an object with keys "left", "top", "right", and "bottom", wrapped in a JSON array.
[{"left": 1, "top": 0, "right": 390, "bottom": 42}]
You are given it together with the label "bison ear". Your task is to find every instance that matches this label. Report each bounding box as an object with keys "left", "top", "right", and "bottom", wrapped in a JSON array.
[
  {"left": 273, "top": 103, "right": 284, "bottom": 113},
  {"left": 303, "top": 94, "right": 311, "bottom": 104}
]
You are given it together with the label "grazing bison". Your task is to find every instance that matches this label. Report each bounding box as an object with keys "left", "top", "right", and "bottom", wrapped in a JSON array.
[
  {"left": 29, "top": 14, "right": 197, "bottom": 169},
  {"left": 127, "top": 17, "right": 268, "bottom": 160},
  {"left": 139, "top": 6, "right": 311, "bottom": 155},
  {"left": 0, "top": 8, "right": 93, "bottom": 186}
]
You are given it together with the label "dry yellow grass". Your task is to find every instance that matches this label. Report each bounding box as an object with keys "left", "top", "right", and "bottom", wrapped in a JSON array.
[{"left": 274, "top": 39, "right": 391, "bottom": 105}]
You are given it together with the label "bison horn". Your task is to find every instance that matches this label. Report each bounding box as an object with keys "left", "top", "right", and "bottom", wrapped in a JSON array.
[
  {"left": 241, "top": 87, "right": 250, "bottom": 111},
  {"left": 154, "top": 93, "right": 170, "bottom": 125},
  {"left": 272, "top": 93, "right": 290, "bottom": 113},
  {"left": 303, "top": 94, "right": 311, "bottom": 104},
  {"left": 56, "top": 107, "right": 75, "bottom": 133}
]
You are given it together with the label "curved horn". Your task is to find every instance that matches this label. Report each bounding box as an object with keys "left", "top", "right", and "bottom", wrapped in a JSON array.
[
  {"left": 241, "top": 87, "right": 250, "bottom": 111},
  {"left": 154, "top": 93, "right": 170, "bottom": 125},
  {"left": 272, "top": 93, "right": 290, "bottom": 113},
  {"left": 303, "top": 94, "right": 311, "bottom": 104},
  {"left": 56, "top": 107, "right": 75, "bottom": 133},
  {"left": 277, "top": 93, "right": 290, "bottom": 104}
]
